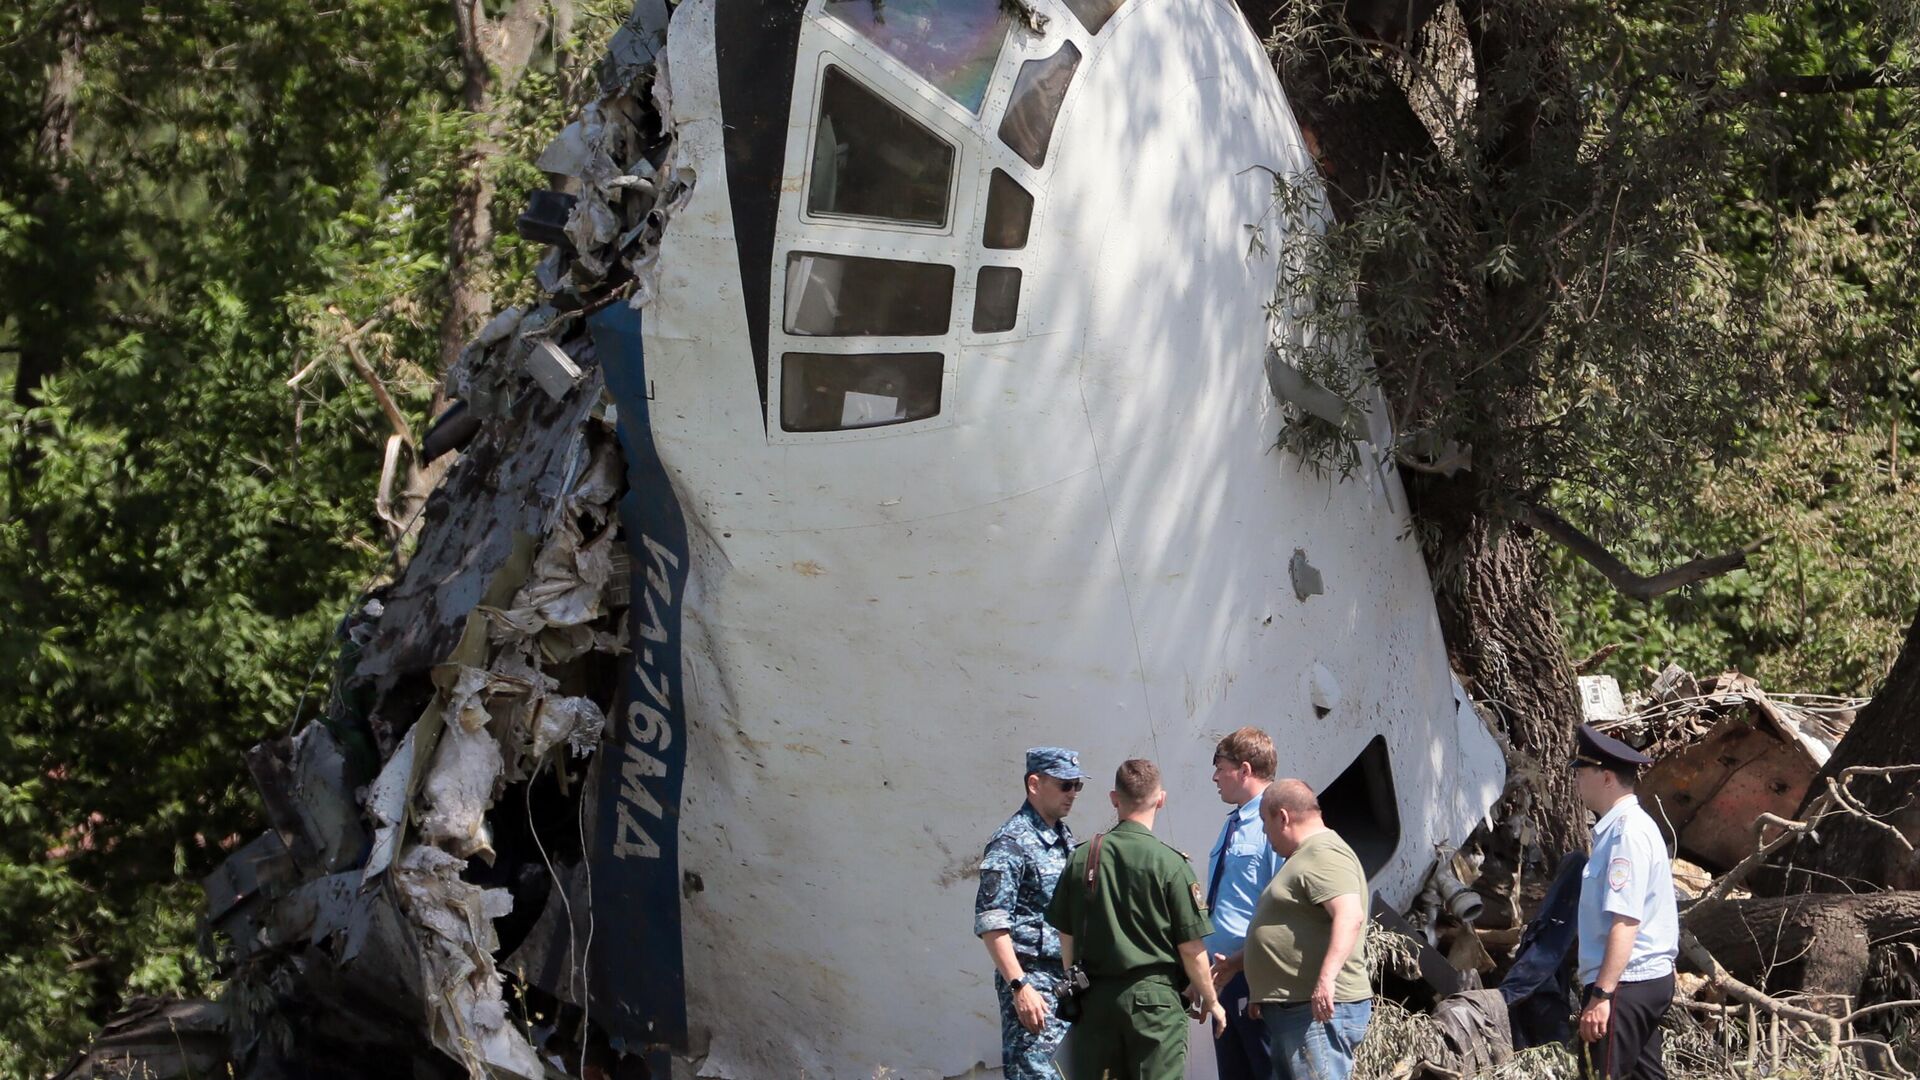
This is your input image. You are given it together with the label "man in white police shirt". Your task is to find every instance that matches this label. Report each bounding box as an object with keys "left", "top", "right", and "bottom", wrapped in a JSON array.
[{"left": 1571, "top": 723, "right": 1679, "bottom": 1080}]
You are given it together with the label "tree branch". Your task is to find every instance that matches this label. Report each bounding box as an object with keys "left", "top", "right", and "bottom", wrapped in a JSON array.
[
  {"left": 330, "top": 314, "right": 413, "bottom": 447},
  {"left": 1738, "top": 68, "right": 1920, "bottom": 101},
  {"left": 1502, "top": 499, "right": 1767, "bottom": 601}
]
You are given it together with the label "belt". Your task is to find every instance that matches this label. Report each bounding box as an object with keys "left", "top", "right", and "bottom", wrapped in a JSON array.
[{"left": 1088, "top": 965, "right": 1182, "bottom": 987}]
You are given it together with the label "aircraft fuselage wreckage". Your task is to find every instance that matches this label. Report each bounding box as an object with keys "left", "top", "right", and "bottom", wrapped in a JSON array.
[{"left": 204, "top": 0, "right": 1506, "bottom": 1076}]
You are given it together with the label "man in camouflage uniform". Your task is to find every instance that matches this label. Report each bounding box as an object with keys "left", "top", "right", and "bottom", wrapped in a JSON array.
[{"left": 975, "top": 747, "right": 1089, "bottom": 1078}]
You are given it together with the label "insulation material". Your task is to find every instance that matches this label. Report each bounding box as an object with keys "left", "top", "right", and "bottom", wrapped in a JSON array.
[
  {"left": 416, "top": 663, "right": 533, "bottom": 860},
  {"left": 416, "top": 721, "right": 505, "bottom": 861},
  {"left": 508, "top": 519, "right": 617, "bottom": 633},
  {"left": 532, "top": 695, "right": 608, "bottom": 759},
  {"left": 393, "top": 846, "right": 541, "bottom": 1079},
  {"left": 362, "top": 721, "right": 425, "bottom": 882}
]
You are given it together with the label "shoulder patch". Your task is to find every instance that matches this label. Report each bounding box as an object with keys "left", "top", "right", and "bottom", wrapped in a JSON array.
[
  {"left": 1191, "top": 880, "right": 1208, "bottom": 913},
  {"left": 1608, "top": 856, "right": 1632, "bottom": 892}
]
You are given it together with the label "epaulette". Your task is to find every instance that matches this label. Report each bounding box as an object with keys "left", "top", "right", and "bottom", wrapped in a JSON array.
[{"left": 1158, "top": 837, "right": 1193, "bottom": 861}]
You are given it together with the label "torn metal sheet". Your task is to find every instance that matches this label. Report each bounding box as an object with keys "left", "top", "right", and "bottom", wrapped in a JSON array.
[
  {"left": 536, "top": 122, "right": 593, "bottom": 178},
  {"left": 526, "top": 339, "right": 585, "bottom": 401},
  {"left": 599, "top": 0, "right": 670, "bottom": 92},
  {"left": 203, "top": 830, "right": 292, "bottom": 926},
  {"left": 288, "top": 722, "right": 363, "bottom": 872},
  {"left": 54, "top": 998, "right": 229, "bottom": 1080},
  {"left": 1611, "top": 669, "right": 1854, "bottom": 870},
  {"left": 1640, "top": 711, "right": 1818, "bottom": 870}
]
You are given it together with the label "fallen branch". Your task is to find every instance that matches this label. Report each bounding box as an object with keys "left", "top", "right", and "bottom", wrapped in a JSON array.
[
  {"left": 291, "top": 310, "right": 388, "bottom": 389},
  {"left": 1502, "top": 499, "right": 1767, "bottom": 600},
  {"left": 1698, "top": 764, "right": 1920, "bottom": 902},
  {"left": 1680, "top": 927, "right": 1842, "bottom": 1034},
  {"left": 1573, "top": 642, "right": 1624, "bottom": 674},
  {"left": 1823, "top": 773, "right": 1918, "bottom": 853},
  {"left": 1698, "top": 812, "right": 1812, "bottom": 903}
]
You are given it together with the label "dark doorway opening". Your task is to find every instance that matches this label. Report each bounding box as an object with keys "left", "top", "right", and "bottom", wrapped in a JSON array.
[{"left": 1317, "top": 735, "right": 1401, "bottom": 878}]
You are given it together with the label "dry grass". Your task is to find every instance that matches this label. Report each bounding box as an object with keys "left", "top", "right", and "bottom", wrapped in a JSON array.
[{"left": 1351, "top": 995, "right": 1919, "bottom": 1079}]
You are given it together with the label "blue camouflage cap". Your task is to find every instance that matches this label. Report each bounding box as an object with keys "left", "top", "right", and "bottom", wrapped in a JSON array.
[{"left": 1025, "top": 746, "right": 1089, "bottom": 781}]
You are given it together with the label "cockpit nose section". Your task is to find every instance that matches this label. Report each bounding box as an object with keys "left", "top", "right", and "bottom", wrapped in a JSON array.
[{"left": 715, "top": 0, "right": 1115, "bottom": 441}]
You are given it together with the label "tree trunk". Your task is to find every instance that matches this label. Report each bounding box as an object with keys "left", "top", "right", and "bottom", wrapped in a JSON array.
[
  {"left": 9, "top": 2, "right": 92, "bottom": 544},
  {"left": 441, "top": 0, "right": 568, "bottom": 400},
  {"left": 1687, "top": 891, "right": 1920, "bottom": 1007},
  {"left": 1775, "top": 606, "right": 1920, "bottom": 893},
  {"left": 1418, "top": 477, "right": 1589, "bottom": 863},
  {"left": 1244, "top": 0, "right": 1589, "bottom": 862}
]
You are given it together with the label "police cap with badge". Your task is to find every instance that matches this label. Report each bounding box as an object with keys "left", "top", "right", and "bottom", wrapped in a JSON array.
[{"left": 1570, "top": 722, "right": 1653, "bottom": 773}]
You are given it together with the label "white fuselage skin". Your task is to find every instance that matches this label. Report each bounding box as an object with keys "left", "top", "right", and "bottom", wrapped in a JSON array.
[{"left": 637, "top": 0, "right": 1504, "bottom": 1075}]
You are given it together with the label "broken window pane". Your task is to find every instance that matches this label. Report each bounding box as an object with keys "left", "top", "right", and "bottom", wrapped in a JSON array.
[
  {"left": 972, "top": 267, "right": 1021, "bottom": 332},
  {"left": 1062, "top": 0, "right": 1126, "bottom": 33},
  {"left": 780, "top": 352, "right": 945, "bottom": 432},
  {"left": 809, "top": 67, "right": 956, "bottom": 227},
  {"left": 998, "top": 42, "right": 1081, "bottom": 167},
  {"left": 823, "top": 0, "right": 1010, "bottom": 112},
  {"left": 982, "top": 169, "right": 1034, "bottom": 250},
  {"left": 784, "top": 252, "right": 955, "bottom": 336}
]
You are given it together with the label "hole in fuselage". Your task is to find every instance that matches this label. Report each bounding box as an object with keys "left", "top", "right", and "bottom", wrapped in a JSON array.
[{"left": 1317, "top": 735, "right": 1401, "bottom": 878}]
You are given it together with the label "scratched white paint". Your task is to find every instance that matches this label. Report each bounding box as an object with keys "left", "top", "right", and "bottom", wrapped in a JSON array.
[{"left": 636, "top": 0, "right": 1506, "bottom": 1075}]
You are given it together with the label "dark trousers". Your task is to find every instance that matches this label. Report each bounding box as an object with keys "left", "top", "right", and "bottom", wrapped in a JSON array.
[
  {"left": 1579, "top": 974, "right": 1673, "bottom": 1080},
  {"left": 1211, "top": 972, "right": 1272, "bottom": 1080}
]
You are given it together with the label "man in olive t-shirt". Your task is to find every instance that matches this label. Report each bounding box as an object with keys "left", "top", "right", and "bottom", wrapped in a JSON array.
[{"left": 1241, "top": 780, "right": 1372, "bottom": 1080}]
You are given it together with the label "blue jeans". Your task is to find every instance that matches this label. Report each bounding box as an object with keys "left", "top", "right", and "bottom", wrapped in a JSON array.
[{"left": 1263, "top": 1000, "right": 1372, "bottom": 1080}]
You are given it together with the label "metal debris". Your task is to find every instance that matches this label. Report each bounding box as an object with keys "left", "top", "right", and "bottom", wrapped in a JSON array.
[
  {"left": 1577, "top": 674, "right": 1627, "bottom": 723},
  {"left": 1593, "top": 666, "right": 1859, "bottom": 871},
  {"left": 203, "top": 9, "right": 691, "bottom": 1062}
]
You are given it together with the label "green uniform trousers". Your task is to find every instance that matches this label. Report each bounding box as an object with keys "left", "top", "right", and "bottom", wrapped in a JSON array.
[{"left": 1059, "top": 973, "right": 1189, "bottom": 1080}]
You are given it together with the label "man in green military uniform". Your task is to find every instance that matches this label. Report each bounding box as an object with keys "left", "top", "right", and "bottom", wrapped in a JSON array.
[{"left": 1046, "top": 759, "right": 1227, "bottom": 1080}]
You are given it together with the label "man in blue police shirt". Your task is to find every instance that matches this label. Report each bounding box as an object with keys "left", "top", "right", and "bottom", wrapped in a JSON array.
[
  {"left": 1199, "top": 727, "right": 1286, "bottom": 1080},
  {"left": 976, "top": 747, "right": 1089, "bottom": 1078},
  {"left": 1571, "top": 723, "right": 1679, "bottom": 1080}
]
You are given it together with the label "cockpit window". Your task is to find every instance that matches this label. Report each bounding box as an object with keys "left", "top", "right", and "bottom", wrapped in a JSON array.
[
  {"left": 1062, "top": 0, "right": 1126, "bottom": 33},
  {"left": 982, "top": 169, "right": 1033, "bottom": 249},
  {"left": 972, "top": 267, "right": 1021, "bottom": 332},
  {"left": 809, "top": 67, "right": 956, "bottom": 227},
  {"left": 998, "top": 42, "right": 1081, "bottom": 168},
  {"left": 785, "top": 252, "right": 956, "bottom": 336},
  {"left": 823, "top": 0, "right": 1010, "bottom": 113},
  {"left": 781, "top": 351, "right": 945, "bottom": 432}
]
